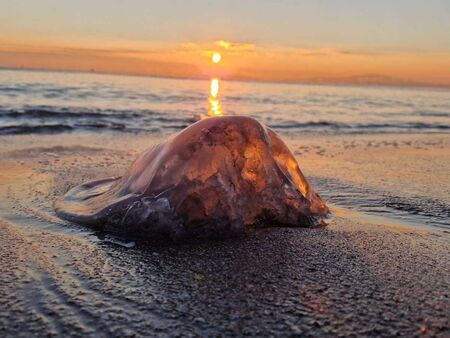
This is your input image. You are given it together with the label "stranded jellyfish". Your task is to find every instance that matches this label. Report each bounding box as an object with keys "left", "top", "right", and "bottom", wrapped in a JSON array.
[{"left": 55, "top": 116, "right": 329, "bottom": 240}]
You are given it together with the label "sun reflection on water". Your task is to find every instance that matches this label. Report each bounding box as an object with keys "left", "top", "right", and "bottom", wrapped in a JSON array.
[
  {"left": 210, "top": 78, "right": 219, "bottom": 98},
  {"left": 208, "top": 78, "right": 223, "bottom": 117},
  {"left": 201, "top": 77, "right": 223, "bottom": 119}
]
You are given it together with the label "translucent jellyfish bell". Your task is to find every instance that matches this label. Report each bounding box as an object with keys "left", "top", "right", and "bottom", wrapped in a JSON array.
[{"left": 55, "top": 116, "right": 329, "bottom": 240}]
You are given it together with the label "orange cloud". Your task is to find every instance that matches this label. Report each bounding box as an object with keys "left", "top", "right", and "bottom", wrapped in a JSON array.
[
  {"left": 1, "top": 39, "right": 449, "bottom": 88},
  {"left": 216, "top": 40, "right": 255, "bottom": 52}
]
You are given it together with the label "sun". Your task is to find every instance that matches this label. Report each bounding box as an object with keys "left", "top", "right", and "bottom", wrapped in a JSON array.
[{"left": 211, "top": 52, "right": 222, "bottom": 64}]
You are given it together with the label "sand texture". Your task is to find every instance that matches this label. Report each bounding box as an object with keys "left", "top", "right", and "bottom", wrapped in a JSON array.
[{"left": 0, "top": 132, "right": 449, "bottom": 337}]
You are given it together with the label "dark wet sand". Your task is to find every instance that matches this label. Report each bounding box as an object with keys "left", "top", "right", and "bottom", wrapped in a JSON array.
[{"left": 0, "top": 132, "right": 449, "bottom": 337}]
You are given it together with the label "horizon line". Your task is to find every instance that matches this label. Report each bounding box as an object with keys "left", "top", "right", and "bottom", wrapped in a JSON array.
[{"left": 1, "top": 65, "right": 449, "bottom": 91}]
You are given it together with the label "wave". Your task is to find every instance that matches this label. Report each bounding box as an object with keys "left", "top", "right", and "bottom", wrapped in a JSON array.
[
  {"left": 413, "top": 111, "right": 450, "bottom": 118},
  {"left": 0, "top": 107, "right": 195, "bottom": 135},
  {"left": 267, "top": 120, "right": 450, "bottom": 131},
  {"left": 0, "top": 124, "right": 75, "bottom": 135},
  {"left": 0, "top": 107, "right": 148, "bottom": 119},
  {"left": 1, "top": 106, "right": 449, "bottom": 135},
  {"left": 0, "top": 123, "right": 157, "bottom": 135}
]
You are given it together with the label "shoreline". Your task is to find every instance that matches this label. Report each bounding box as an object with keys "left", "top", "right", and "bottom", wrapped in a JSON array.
[{"left": 1, "top": 131, "right": 449, "bottom": 232}]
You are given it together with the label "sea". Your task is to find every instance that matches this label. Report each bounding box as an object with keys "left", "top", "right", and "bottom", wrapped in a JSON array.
[
  {"left": 0, "top": 69, "right": 449, "bottom": 135},
  {"left": 0, "top": 69, "right": 449, "bottom": 231}
]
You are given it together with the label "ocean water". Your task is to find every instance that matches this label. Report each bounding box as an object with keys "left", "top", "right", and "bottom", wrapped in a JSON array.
[
  {"left": 0, "top": 69, "right": 449, "bottom": 231},
  {"left": 1, "top": 69, "right": 449, "bottom": 135}
]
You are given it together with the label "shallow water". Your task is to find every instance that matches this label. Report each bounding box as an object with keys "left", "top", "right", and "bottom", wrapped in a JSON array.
[
  {"left": 311, "top": 177, "right": 450, "bottom": 230},
  {"left": 1, "top": 69, "right": 449, "bottom": 135}
]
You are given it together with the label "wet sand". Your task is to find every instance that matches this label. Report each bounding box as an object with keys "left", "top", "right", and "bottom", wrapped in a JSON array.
[{"left": 0, "top": 132, "right": 449, "bottom": 337}]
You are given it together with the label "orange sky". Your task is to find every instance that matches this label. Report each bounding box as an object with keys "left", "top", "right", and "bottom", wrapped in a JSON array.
[
  {"left": 2, "top": 0, "right": 450, "bottom": 87},
  {"left": 2, "top": 39, "right": 450, "bottom": 87}
]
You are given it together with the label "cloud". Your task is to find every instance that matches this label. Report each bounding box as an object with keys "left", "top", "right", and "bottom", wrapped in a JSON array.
[
  {"left": 215, "top": 40, "right": 255, "bottom": 51},
  {"left": 179, "top": 40, "right": 255, "bottom": 55},
  {"left": 0, "top": 42, "right": 171, "bottom": 57},
  {"left": 338, "top": 49, "right": 385, "bottom": 56},
  {"left": 180, "top": 42, "right": 200, "bottom": 50},
  {"left": 1, "top": 39, "right": 450, "bottom": 87}
]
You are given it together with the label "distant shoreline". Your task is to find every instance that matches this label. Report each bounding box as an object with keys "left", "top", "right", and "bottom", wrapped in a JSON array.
[{"left": 1, "top": 66, "right": 449, "bottom": 91}]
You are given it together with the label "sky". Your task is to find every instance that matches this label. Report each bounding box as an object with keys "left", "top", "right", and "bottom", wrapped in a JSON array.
[{"left": 1, "top": 0, "right": 450, "bottom": 87}]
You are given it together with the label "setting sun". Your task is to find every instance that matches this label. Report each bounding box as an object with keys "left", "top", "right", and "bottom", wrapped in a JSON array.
[{"left": 211, "top": 52, "right": 222, "bottom": 64}]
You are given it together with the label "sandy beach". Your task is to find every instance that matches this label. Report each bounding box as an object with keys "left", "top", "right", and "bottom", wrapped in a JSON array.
[
  {"left": 2, "top": 0, "right": 450, "bottom": 336},
  {"left": 0, "top": 131, "right": 448, "bottom": 337}
]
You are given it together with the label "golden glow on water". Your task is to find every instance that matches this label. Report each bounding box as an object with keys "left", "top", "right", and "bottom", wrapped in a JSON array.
[
  {"left": 210, "top": 78, "right": 219, "bottom": 98},
  {"left": 209, "top": 97, "right": 222, "bottom": 116},
  {"left": 208, "top": 78, "right": 222, "bottom": 116}
]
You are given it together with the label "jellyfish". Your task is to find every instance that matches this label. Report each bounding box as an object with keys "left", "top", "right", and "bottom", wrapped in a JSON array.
[{"left": 55, "top": 116, "right": 328, "bottom": 240}]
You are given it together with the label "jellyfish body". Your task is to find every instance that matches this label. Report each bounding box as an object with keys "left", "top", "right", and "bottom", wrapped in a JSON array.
[{"left": 55, "top": 116, "right": 328, "bottom": 240}]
